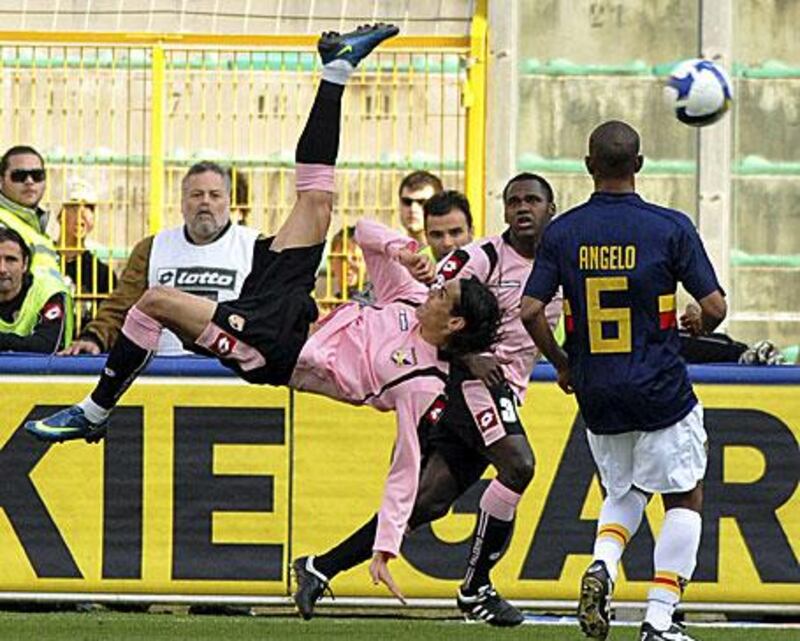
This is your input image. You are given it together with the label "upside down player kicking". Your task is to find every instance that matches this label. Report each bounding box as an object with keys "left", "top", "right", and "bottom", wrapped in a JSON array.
[
  {"left": 25, "top": 24, "right": 502, "bottom": 593},
  {"left": 292, "top": 176, "right": 562, "bottom": 626}
]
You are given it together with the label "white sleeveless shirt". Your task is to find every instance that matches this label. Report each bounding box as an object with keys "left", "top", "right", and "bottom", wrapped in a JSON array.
[{"left": 147, "top": 223, "right": 260, "bottom": 355}]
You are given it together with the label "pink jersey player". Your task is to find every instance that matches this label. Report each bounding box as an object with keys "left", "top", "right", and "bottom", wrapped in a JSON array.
[
  {"left": 289, "top": 179, "right": 561, "bottom": 623},
  {"left": 437, "top": 234, "right": 562, "bottom": 402},
  {"left": 291, "top": 219, "right": 456, "bottom": 554},
  {"left": 25, "top": 26, "right": 504, "bottom": 602}
]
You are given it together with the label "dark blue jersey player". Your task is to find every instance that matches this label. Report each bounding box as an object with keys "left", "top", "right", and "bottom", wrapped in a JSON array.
[{"left": 521, "top": 121, "right": 726, "bottom": 641}]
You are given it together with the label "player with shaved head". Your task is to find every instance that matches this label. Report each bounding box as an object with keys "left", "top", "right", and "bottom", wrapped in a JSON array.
[{"left": 522, "top": 120, "right": 726, "bottom": 641}]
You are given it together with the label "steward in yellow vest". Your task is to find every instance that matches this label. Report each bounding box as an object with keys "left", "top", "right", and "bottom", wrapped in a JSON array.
[
  {"left": 0, "top": 190, "right": 63, "bottom": 280},
  {"left": 0, "top": 227, "right": 72, "bottom": 352}
]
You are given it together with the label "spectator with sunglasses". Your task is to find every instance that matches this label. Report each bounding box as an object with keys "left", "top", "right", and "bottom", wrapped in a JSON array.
[
  {"left": 397, "top": 170, "right": 443, "bottom": 254},
  {"left": 0, "top": 146, "right": 65, "bottom": 283}
]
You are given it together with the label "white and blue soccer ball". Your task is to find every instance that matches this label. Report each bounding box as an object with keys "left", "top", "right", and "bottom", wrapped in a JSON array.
[{"left": 664, "top": 58, "right": 733, "bottom": 127}]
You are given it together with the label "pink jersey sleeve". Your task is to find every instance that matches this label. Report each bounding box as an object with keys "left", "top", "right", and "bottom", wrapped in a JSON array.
[
  {"left": 436, "top": 244, "right": 492, "bottom": 284},
  {"left": 372, "top": 390, "right": 437, "bottom": 556},
  {"left": 354, "top": 219, "right": 428, "bottom": 304}
]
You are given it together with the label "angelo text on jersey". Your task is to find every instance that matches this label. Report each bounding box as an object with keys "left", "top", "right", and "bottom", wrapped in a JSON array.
[{"left": 578, "top": 244, "right": 636, "bottom": 271}]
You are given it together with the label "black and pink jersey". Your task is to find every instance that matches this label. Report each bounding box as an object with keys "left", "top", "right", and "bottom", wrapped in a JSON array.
[{"left": 437, "top": 231, "right": 562, "bottom": 402}]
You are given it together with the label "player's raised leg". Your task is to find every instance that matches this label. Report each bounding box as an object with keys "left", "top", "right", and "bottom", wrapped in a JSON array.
[{"left": 272, "top": 23, "right": 398, "bottom": 252}]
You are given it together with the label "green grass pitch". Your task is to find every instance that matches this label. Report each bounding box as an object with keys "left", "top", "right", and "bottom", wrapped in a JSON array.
[{"left": 0, "top": 612, "right": 797, "bottom": 641}]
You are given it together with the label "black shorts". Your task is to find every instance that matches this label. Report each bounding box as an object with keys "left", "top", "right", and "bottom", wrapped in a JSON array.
[
  {"left": 198, "top": 238, "right": 324, "bottom": 385},
  {"left": 419, "top": 363, "right": 526, "bottom": 494}
]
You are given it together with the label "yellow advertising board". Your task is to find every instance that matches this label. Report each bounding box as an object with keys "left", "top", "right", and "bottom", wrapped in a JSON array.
[
  {"left": 0, "top": 374, "right": 797, "bottom": 606},
  {"left": 300, "top": 383, "right": 800, "bottom": 605},
  {"left": 1, "top": 377, "right": 290, "bottom": 596}
]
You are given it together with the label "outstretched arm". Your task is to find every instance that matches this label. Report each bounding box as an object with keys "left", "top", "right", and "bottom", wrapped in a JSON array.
[
  {"left": 521, "top": 295, "right": 573, "bottom": 394},
  {"left": 373, "top": 392, "right": 425, "bottom": 556},
  {"left": 369, "top": 388, "right": 442, "bottom": 601}
]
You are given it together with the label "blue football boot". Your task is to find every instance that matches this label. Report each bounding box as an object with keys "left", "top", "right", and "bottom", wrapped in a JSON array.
[
  {"left": 318, "top": 23, "right": 399, "bottom": 67},
  {"left": 25, "top": 406, "right": 108, "bottom": 444}
]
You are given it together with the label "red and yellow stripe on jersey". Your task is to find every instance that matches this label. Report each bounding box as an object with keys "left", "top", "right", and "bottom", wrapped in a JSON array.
[
  {"left": 564, "top": 299, "right": 575, "bottom": 334},
  {"left": 658, "top": 294, "right": 677, "bottom": 330}
]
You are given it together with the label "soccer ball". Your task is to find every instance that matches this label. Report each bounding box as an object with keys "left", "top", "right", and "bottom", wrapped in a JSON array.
[{"left": 664, "top": 58, "right": 733, "bottom": 127}]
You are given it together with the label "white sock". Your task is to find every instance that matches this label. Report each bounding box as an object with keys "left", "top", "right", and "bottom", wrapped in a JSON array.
[
  {"left": 79, "top": 396, "right": 111, "bottom": 424},
  {"left": 322, "top": 59, "right": 355, "bottom": 85},
  {"left": 645, "top": 508, "right": 702, "bottom": 630},
  {"left": 593, "top": 489, "right": 647, "bottom": 584},
  {"left": 306, "top": 555, "right": 330, "bottom": 582}
]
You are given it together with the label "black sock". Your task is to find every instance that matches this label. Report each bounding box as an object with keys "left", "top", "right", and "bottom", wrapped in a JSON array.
[
  {"left": 295, "top": 80, "right": 344, "bottom": 166},
  {"left": 461, "top": 512, "right": 515, "bottom": 594},
  {"left": 313, "top": 514, "right": 377, "bottom": 580},
  {"left": 91, "top": 333, "right": 153, "bottom": 409}
]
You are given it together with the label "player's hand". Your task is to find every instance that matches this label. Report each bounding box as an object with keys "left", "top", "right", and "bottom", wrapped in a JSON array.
[
  {"left": 58, "top": 338, "right": 101, "bottom": 355},
  {"left": 398, "top": 249, "right": 436, "bottom": 284},
  {"left": 462, "top": 353, "right": 508, "bottom": 388},
  {"left": 369, "top": 551, "right": 406, "bottom": 604},
  {"left": 556, "top": 364, "right": 574, "bottom": 395},
  {"left": 680, "top": 302, "right": 703, "bottom": 336}
]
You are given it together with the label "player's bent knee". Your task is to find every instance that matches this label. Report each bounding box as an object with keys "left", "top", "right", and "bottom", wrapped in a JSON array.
[
  {"left": 515, "top": 455, "right": 535, "bottom": 490},
  {"left": 137, "top": 286, "right": 175, "bottom": 321},
  {"left": 499, "top": 452, "right": 535, "bottom": 494},
  {"left": 663, "top": 483, "right": 703, "bottom": 513},
  {"left": 136, "top": 286, "right": 166, "bottom": 313}
]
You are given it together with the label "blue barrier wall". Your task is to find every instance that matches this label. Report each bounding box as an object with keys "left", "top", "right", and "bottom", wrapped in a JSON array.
[{"left": 1, "top": 353, "right": 799, "bottom": 383}]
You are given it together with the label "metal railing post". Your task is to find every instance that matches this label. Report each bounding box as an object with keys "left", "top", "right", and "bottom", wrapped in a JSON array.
[
  {"left": 149, "top": 44, "right": 166, "bottom": 234},
  {"left": 464, "top": 0, "right": 488, "bottom": 236}
]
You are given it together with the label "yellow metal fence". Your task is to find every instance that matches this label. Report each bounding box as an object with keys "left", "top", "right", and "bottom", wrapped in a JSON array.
[{"left": 0, "top": 30, "right": 485, "bottom": 332}]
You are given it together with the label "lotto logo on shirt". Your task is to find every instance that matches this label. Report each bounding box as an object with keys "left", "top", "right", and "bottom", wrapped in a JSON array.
[
  {"left": 227, "top": 314, "right": 246, "bottom": 332},
  {"left": 425, "top": 397, "right": 447, "bottom": 424},
  {"left": 439, "top": 250, "right": 469, "bottom": 281},
  {"left": 210, "top": 332, "right": 237, "bottom": 356},
  {"left": 157, "top": 267, "right": 237, "bottom": 290},
  {"left": 476, "top": 407, "right": 499, "bottom": 432}
]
